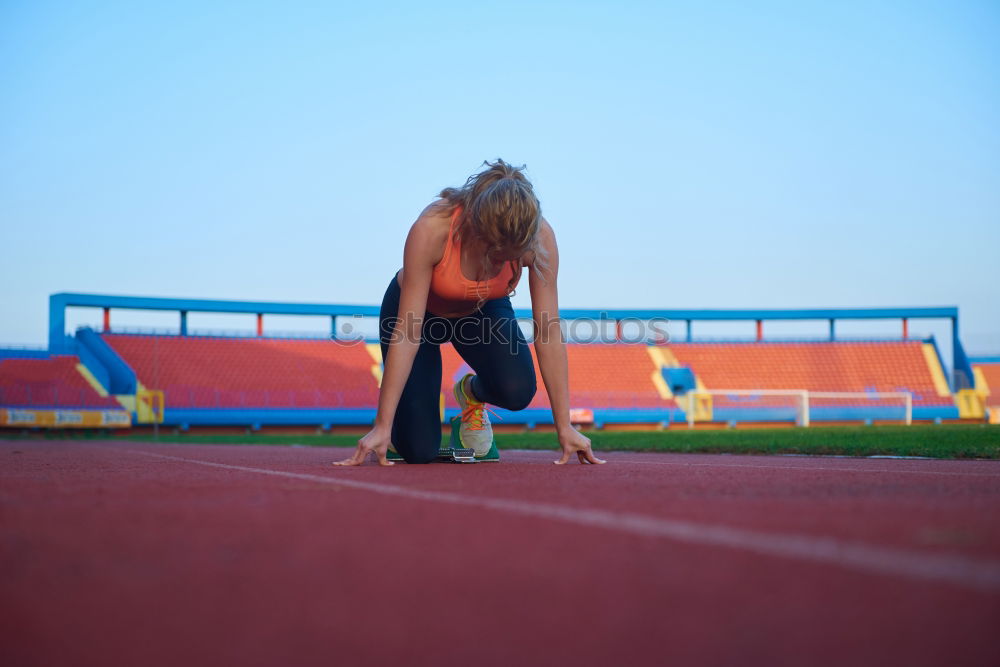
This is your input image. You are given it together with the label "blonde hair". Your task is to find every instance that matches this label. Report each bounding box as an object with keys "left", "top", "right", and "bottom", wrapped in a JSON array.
[{"left": 438, "top": 159, "right": 548, "bottom": 304}]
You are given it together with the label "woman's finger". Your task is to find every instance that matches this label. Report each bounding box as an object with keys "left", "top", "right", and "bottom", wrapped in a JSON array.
[
  {"left": 332, "top": 444, "right": 368, "bottom": 466},
  {"left": 374, "top": 448, "right": 395, "bottom": 466},
  {"left": 332, "top": 453, "right": 361, "bottom": 466},
  {"left": 553, "top": 449, "right": 573, "bottom": 465},
  {"left": 581, "top": 447, "right": 606, "bottom": 465},
  {"left": 332, "top": 456, "right": 358, "bottom": 466}
]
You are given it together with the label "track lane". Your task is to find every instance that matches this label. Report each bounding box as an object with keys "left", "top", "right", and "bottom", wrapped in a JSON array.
[{"left": 2, "top": 441, "right": 999, "bottom": 667}]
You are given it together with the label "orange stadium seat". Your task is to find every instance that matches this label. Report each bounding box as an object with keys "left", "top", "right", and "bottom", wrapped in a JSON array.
[
  {"left": 0, "top": 356, "right": 121, "bottom": 408},
  {"left": 93, "top": 335, "right": 956, "bottom": 423},
  {"left": 973, "top": 362, "right": 1000, "bottom": 410},
  {"left": 440, "top": 342, "right": 662, "bottom": 410},
  {"left": 103, "top": 335, "right": 380, "bottom": 409},
  {"left": 667, "top": 341, "right": 952, "bottom": 406}
]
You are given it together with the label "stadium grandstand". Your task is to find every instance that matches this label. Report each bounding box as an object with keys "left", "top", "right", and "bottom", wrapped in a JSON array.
[{"left": 0, "top": 293, "right": 993, "bottom": 432}]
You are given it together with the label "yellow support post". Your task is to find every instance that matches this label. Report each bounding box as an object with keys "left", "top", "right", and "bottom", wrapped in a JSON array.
[{"left": 136, "top": 389, "right": 164, "bottom": 424}]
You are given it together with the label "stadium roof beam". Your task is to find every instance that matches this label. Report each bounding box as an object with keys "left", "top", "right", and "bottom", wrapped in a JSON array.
[{"left": 49, "top": 292, "right": 381, "bottom": 353}]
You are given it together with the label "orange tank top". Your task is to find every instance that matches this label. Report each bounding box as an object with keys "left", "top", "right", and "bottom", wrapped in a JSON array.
[{"left": 426, "top": 206, "right": 521, "bottom": 316}]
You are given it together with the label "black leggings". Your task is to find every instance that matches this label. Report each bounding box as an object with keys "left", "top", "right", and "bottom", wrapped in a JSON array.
[{"left": 379, "top": 274, "right": 536, "bottom": 463}]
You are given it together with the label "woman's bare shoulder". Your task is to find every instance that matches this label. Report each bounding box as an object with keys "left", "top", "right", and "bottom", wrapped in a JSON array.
[
  {"left": 523, "top": 216, "right": 556, "bottom": 267},
  {"left": 425, "top": 197, "right": 454, "bottom": 214},
  {"left": 538, "top": 216, "right": 554, "bottom": 239},
  {"left": 404, "top": 200, "right": 453, "bottom": 265},
  {"left": 413, "top": 199, "right": 454, "bottom": 231}
]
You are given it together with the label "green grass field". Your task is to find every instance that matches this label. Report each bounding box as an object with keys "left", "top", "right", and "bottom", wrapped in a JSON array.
[{"left": 7, "top": 424, "right": 1000, "bottom": 459}]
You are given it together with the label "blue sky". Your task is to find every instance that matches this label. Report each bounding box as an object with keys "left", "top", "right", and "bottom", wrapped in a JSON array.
[{"left": 2, "top": 1, "right": 998, "bottom": 353}]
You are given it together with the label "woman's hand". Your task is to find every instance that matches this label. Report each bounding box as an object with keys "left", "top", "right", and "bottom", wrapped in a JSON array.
[
  {"left": 554, "top": 426, "right": 606, "bottom": 465},
  {"left": 333, "top": 426, "right": 395, "bottom": 466}
]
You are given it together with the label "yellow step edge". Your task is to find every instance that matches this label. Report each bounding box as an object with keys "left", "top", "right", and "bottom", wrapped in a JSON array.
[
  {"left": 116, "top": 379, "right": 147, "bottom": 413},
  {"left": 954, "top": 389, "right": 985, "bottom": 419},
  {"left": 921, "top": 343, "right": 952, "bottom": 398},
  {"left": 75, "top": 363, "right": 109, "bottom": 397},
  {"left": 663, "top": 349, "right": 682, "bottom": 367},
  {"left": 366, "top": 343, "right": 384, "bottom": 388},
  {"left": 132, "top": 381, "right": 151, "bottom": 420},
  {"left": 973, "top": 367, "right": 989, "bottom": 400},
  {"left": 116, "top": 394, "right": 137, "bottom": 412},
  {"left": 691, "top": 373, "right": 711, "bottom": 421},
  {"left": 645, "top": 347, "right": 673, "bottom": 399}
]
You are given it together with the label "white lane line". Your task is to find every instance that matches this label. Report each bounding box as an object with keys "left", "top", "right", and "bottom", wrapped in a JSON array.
[
  {"left": 124, "top": 448, "right": 1000, "bottom": 592},
  {"left": 599, "top": 458, "right": 1000, "bottom": 478},
  {"left": 507, "top": 450, "right": 1000, "bottom": 477}
]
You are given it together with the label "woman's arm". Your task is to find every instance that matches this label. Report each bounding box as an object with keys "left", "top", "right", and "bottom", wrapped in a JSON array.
[
  {"left": 528, "top": 220, "right": 605, "bottom": 465},
  {"left": 334, "top": 208, "right": 444, "bottom": 466},
  {"left": 372, "top": 220, "right": 437, "bottom": 427}
]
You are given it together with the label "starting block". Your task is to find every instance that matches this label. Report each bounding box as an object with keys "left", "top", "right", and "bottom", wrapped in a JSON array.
[
  {"left": 437, "top": 447, "right": 478, "bottom": 463},
  {"left": 385, "top": 417, "right": 500, "bottom": 463}
]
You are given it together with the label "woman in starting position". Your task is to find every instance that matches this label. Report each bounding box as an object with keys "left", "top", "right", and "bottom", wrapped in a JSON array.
[{"left": 335, "top": 159, "right": 604, "bottom": 466}]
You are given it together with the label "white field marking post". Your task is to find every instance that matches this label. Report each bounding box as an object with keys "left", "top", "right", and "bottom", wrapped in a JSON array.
[
  {"left": 685, "top": 391, "right": 709, "bottom": 429},
  {"left": 681, "top": 390, "right": 913, "bottom": 428}
]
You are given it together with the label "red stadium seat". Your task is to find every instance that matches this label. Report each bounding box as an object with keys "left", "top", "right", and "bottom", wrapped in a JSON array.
[
  {"left": 103, "top": 335, "right": 380, "bottom": 409},
  {"left": 441, "top": 342, "right": 662, "bottom": 410},
  {"left": 0, "top": 356, "right": 121, "bottom": 408},
  {"left": 973, "top": 362, "right": 1000, "bottom": 410},
  {"left": 668, "top": 341, "right": 951, "bottom": 406},
  {"left": 97, "top": 335, "right": 951, "bottom": 414}
]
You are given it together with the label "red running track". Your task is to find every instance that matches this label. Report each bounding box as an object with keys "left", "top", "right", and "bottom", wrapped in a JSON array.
[{"left": 2, "top": 440, "right": 999, "bottom": 667}]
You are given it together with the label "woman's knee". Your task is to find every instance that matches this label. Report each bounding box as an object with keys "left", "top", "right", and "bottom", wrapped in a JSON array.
[{"left": 478, "top": 374, "right": 536, "bottom": 411}]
